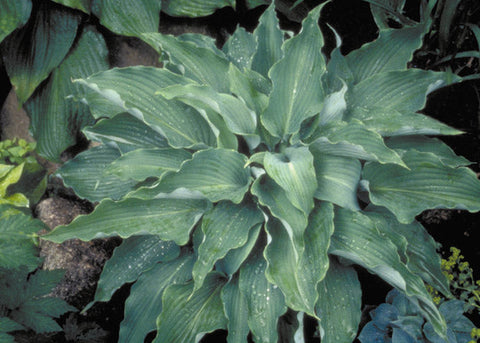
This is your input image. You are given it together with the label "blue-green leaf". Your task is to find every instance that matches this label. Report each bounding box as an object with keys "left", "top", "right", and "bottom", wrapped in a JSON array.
[
  {"left": 223, "top": 26, "right": 257, "bottom": 70},
  {"left": 51, "top": 0, "right": 91, "bottom": 13},
  {"left": 161, "top": 0, "right": 234, "bottom": 17},
  {"left": 221, "top": 276, "right": 250, "bottom": 343},
  {"left": 0, "top": 0, "right": 32, "bottom": 43}
]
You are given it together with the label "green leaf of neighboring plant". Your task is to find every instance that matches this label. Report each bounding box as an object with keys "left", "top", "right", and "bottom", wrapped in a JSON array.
[
  {"left": 0, "top": 317, "right": 24, "bottom": 342},
  {"left": 330, "top": 208, "right": 447, "bottom": 338},
  {"left": 91, "top": 0, "right": 160, "bottom": 37},
  {"left": 161, "top": 0, "right": 234, "bottom": 17},
  {"left": 51, "top": 0, "right": 91, "bottom": 13},
  {"left": 154, "top": 272, "right": 228, "bottom": 343},
  {"left": 239, "top": 247, "right": 287, "bottom": 343},
  {"left": 315, "top": 258, "right": 361, "bottom": 343},
  {"left": 91, "top": 235, "right": 180, "bottom": 305},
  {"left": 0, "top": 0, "right": 32, "bottom": 43},
  {"left": 251, "top": 2, "right": 284, "bottom": 78},
  {"left": 0, "top": 164, "right": 28, "bottom": 207},
  {"left": 363, "top": 150, "right": 480, "bottom": 224},
  {"left": 193, "top": 201, "right": 264, "bottom": 292},
  {"left": 261, "top": 6, "right": 326, "bottom": 139},
  {"left": 1, "top": 2, "right": 80, "bottom": 104},
  {"left": 311, "top": 152, "right": 361, "bottom": 211},
  {"left": 264, "top": 146, "right": 317, "bottom": 216},
  {"left": 56, "top": 145, "right": 137, "bottom": 202},
  {"left": 119, "top": 251, "right": 194, "bottom": 343},
  {"left": 438, "top": 0, "right": 461, "bottom": 53},
  {"left": 45, "top": 197, "right": 210, "bottom": 245},
  {"left": 77, "top": 67, "right": 216, "bottom": 148},
  {"left": 152, "top": 148, "right": 251, "bottom": 204},
  {"left": 26, "top": 26, "right": 109, "bottom": 161},
  {"left": 0, "top": 206, "right": 43, "bottom": 270},
  {"left": 223, "top": 26, "right": 257, "bottom": 70}
]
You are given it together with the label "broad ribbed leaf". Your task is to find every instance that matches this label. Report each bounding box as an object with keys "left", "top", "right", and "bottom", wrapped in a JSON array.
[
  {"left": 162, "top": 0, "right": 234, "bottom": 17},
  {"left": 362, "top": 150, "right": 480, "bottom": 224},
  {"left": 246, "top": 0, "right": 270, "bottom": 9},
  {"left": 45, "top": 197, "right": 210, "bottom": 245},
  {"left": 251, "top": 2, "right": 284, "bottom": 78},
  {"left": 0, "top": 0, "right": 32, "bottom": 43},
  {"left": 239, "top": 247, "right": 287, "bottom": 343},
  {"left": 311, "top": 151, "right": 361, "bottom": 210},
  {"left": 345, "top": 25, "right": 425, "bottom": 83},
  {"left": 317, "top": 82, "right": 348, "bottom": 126},
  {"left": 119, "top": 251, "right": 194, "bottom": 343},
  {"left": 154, "top": 272, "right": 227, "bottom": 343},
  {"left": 0, "top": 207, "right": 43, "bottom": 270},
  {"left": 51, "top": 0, "right": 91, "bottom": 13},
  {"left": 26, "top": 26, "right": 109, "bottom": 161},
  {"left": 91, "top": 0, "right": 160, "bottom": 36},
  {"left": 193, "top": 201, "right": 264, "bottom": 292},
  {"left": 265, "top": 203, "right": 334, "bottom": 316},
  {"left": 309, "top": 120, "right": 405, "bottom": 166},
  {"left": 106, "top": 148, "right": 192, "bottom": 181},
  {"left": 386, "top": 136, "right": 470, "bottom": 167},
  {"left": 142, "top": 33, "right": 231, "bottom": 93},
  {"left": 223, "top": 27, "right": 256, "bottom": 70},
  {"left": 56, "top": 145, "right": 137, "bottom": 202},
  {"left": 221, "top": 276, "right": 250, "bottom": 343},
  {"left": 152, "top": 149, "right": 251, "bottom": 204},
  {"left": 330, "top": 208, "right": 447, "bottom": 337},
  {"left": 261, "top": 6, "right": 326, "bottom": 139},
  {"left": 264, "top": 146, "right": 317, "bottom": 215},
  {"left": 83, "top": 113, "right": 168, "bottom": 153},
  {"left": 315, "top": 258, "right": 361, "bottom": 343},
  {"left": 92, "top": 235, "right": 180, "bottom": 305},
  {"left": 1, "top": 2, "right": 80, "bottom": 104},
  {"left": 77, "top": 67, "right": 216, "bottom": 148}
]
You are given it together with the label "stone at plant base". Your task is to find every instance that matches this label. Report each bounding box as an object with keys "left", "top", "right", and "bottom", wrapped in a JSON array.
[
  {"left": 0, "top": 89, "right": 32, "bottom": 142},
  {"left": 36, "top": 196, "right": 120, "bottom": 308}
]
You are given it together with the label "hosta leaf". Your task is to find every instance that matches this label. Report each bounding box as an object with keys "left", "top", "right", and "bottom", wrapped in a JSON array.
[
  {"left": 178, "top": 33, "right": 224, "bottom": 55},
  {"left": 161, "top": 0, "right": 234, "bottom": 17},
  {"left": 362, "top": 150, "right": 480, "bottom": 224},
  {"left": 251, "top": 2, "right": 284, "bottom": 78},
  {"left": 142, "top": 33, "right": 231, "bottom": 93},
  {"left": 246, "top": 0, "right": 270, "bottom": 9},
  {"left": 152, "top": 148, "right": 251, "bottom": 204},
  {"left": 317, "top": 81, "right": 348, "bottom": 126},
  {"left": 278, "top": 310, "right": 303, "bottom": 343},
  {"left": 83, "top": 113, "right": 168, "bottom": 153},
  {"left": 26, "top": 26, "right": 109, "bottom": 161},
  {"left": 45, "top": 197, "right": 210, "bottom": 245},
  {"left": 91, "top": 0, "right": 160, "bottom": 37},
  {"left": 386, "top": 135, "right": 470, "bottom": 167},
  {"left": 261, "top": 6, "right": 326, "bottom": 139},
  {"left": 311, "top": 152, "right": 361, "bottom": 211},
  {"left": 91, "top": 235, "right": 180, "bottom": 305},
  {"left": 0, "top": 0, "right": 32, "bottom": 43},
  {"left": 264, "top": 146, "right": 317, "bottom": 215},
  {"left": 193, "top": 201, "right": 264, "bottom": 292},
  {"left": 221, "top": 276, "right": 250, "bottom": 343},
  {"left": 51, "top": 0, "right": 91, "bottom": 13},
  {"left": 223, "top": 26, "right": 256, "bottom": 70},
  {"left": 0, "top": 206, "right": 43, "bottom": 270},
  {"left": 315, "top": 258, "right": 361, "bottom": 343},
  {"left": 119, "top": 251, "right": 194, "bottom": 343},
  {"left": 348, "top": 69, "right": 462, "bottom": 116},
  {"left": 1, "top": 2, "right": 80, "bottom": 104},
  {"left": 77, "top": 67, "right": 216, "bottom": 148},
  {"left": 330, "top": 208, "right": 447, "bottom": 338},
  {"left": 345, "top": 25, "right": 425, "bottom": 83},
  {"left": 154, "top": 272, "right": 228, "bottom": 343},
  {"left": 309, "top": 120, "right": 405, "bottom": 166},
  {"left": 105, "top": 148, "right": 192, "bottom": 181},
  {"left": 265, "top": 203, "right": 334, "bottom": 316},
  {"left": 56, "top": 145, "right": 137, "bottom": 202},
  {"left": 239, "top": 246, "right": 287, "bottom": 343}
]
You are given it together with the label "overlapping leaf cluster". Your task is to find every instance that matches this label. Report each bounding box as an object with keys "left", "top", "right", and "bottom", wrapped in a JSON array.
[{"left": 45, "top": 3, "right": 480, "bottom": 342}]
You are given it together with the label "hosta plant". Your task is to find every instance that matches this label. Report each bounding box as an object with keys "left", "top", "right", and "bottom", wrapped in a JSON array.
[{"left": 45, "top": 3, "right": 480, "bottom": 342}]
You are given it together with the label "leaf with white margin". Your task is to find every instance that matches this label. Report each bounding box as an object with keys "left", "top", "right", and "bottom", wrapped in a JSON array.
[
  {"left": 329, "top": 208, "right": 447, "bottom": 339},
  {"left": 152, "top": 148, "right": 252, "bottom": 204},
  {"left": 265, "top": 203, "right": 334, "bottom": 316},
  {"left": 264, "top": 146, "right": 317, "bottom": 216},
  {"left": 261, "top": 6, "right": 326, "bottom": 139},
  {"left": 239, "top": 244, "right": 287, "bottom": 343},
  {"left": 311, "top": 150, "right": 361, "bottom": 211},
  {"left": 77, "top": 66, "right": 216, "bottom": 148},
  {"left": 315, "top": 257, "right": 361, "bottom": 343},
  {"left": 221, "top": 275, "right": 250, "bottom": 343},
  {"left": 44, "top": 197, "right": 211, "bottom": 245},
  {"left": 154, "top": 272, "right": 227, "bottom": 343},
  {"left": 362, "top": 150, "right": 480, "bottom": 224},
  {"left": 119, "top": 250, "right": 194, "bottom": 343},
  {"left": 192, "top": 201, "right": 264, "bottom": 292}
]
